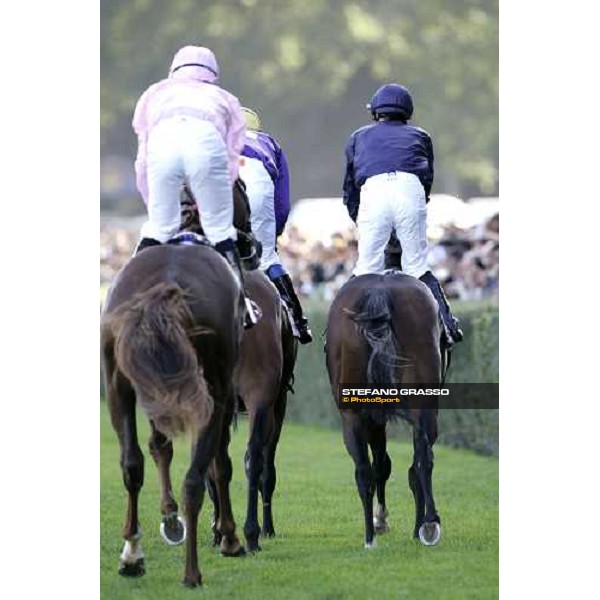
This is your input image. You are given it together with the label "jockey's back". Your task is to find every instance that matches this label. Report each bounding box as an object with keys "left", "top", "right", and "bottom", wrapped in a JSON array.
[
  {"left": 346, "top": 121, "right": 434, "bottom": 196},
  {"left": 133, "top": 46, "right": 245, "bottom": 188},
  {"left": 137, "top": 78, "right": 240, "bottom": 143},
  {"left": 241, "top": 129, "right": 290, "bottom": 237},
  {"left": 242, "top": 131, "right": 282, "bottom": 183}
]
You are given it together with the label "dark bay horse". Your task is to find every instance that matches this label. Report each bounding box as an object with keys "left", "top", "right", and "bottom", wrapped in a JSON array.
[
  {"left": 326, "top": 272, "right": 443, "bottom": 548},
  {"left": 181, "top": 178, "right": 298, "bottom": 553},
  {"left": 101, "top": 244, "right": 246, "bottom": 588},
  {"left": 228, "top": 270, "right": 297, "bottom": 553}
]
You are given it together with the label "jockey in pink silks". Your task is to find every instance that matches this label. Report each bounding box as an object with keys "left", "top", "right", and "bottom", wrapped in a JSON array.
[{"left": 132, "top": 45, "right": 258, "bottom": 326}]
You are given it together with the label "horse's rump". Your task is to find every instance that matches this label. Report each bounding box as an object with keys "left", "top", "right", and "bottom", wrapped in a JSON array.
[
  {"left": 234, "top": 271, "right": 283, "bottom": 408},
  {"left": 104, "top": 281, "right": 213, "bottom": 438},
  {"left": 328, "top": 274, "right": 441, "bottom": 424},
  {"left": 345, "top": 286, "right": 403, "bottom": 385},
  {"left": 343, "top": 285, "right": 405, "bottom": 424}
]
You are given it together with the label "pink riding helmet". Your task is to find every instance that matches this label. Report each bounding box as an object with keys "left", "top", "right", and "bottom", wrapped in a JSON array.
[{"left": 169, "top": 46, "right": 219, "bottom": 83}]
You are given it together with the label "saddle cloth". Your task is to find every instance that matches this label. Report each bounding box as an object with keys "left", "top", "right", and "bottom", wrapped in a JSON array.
[{"left": 166, "top": 232, "right": 213, "bottom": 247}]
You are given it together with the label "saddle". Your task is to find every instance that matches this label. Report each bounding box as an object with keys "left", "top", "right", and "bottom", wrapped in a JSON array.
[
  {"left": 167, "top": 230, "right": 263, "bottom": 324},
  {"left": 384, "top": 231, "right": 403, "bottom": 270},
  {"left": 179, "top": 182, "right": 262, "bottom": 270}
]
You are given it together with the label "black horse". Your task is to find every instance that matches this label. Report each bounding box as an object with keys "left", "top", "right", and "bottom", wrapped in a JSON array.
[{"left": 325, "top": 272, "right": 444, "bottom": 548}]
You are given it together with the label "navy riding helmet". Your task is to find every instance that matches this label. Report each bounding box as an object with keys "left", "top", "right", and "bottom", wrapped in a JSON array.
[{"left": 367, "top": 83, "right": 414, "bottom": 121}]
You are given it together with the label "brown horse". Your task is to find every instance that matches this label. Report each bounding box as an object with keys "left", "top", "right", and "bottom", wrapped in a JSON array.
[
  {"left": 181, "top": 181, "right": 298, "bottom": 553},
  {"left": 101, "top": 243, "right": 246, "bottom": 588},
  {"left": 325, "top": 271, "right": 443, "bottom": 548},
  {"left": 206, "top": 270, "right": 298, "bottom": 553}
]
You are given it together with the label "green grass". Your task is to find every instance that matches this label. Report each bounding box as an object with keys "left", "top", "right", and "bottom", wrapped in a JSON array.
[{"left": 101, "top": 405, "right": 498, "bottom": 599}]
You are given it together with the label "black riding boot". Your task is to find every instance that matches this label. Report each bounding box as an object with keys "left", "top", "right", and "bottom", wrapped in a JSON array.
[
  {"left": 133, "top": 237, "right": 161, "bottom": 254},
  {"left": 419, "top": 271, "right": 464, "bottom": 349},
  {"left": 215, "top": 239, "right": 259, "bottom": 329},
  {"left": 269, "top": 272, "right": 313, "bottom": 344}
]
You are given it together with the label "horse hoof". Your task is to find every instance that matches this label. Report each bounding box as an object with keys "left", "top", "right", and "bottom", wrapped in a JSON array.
[
  {"left": 364, "top": 539, "right": 377, "bottom": 550},
  {"left": 182, "top": 575, "right": 202, "bottom": 588},
  {"left": 373, "top": 505, "right": 389, "bottom": 534},
  {"left": 373, "top": 518, "right": 390, "bottom": 534},
  {"left": 247, "top": 541, "right": 262, "bottom": 554},
  {"left": 418, "top": 522, "right": 442, "bottom": 546},
  {"left": 160, "top": 514, "right": 186, "bottom": 546},
  {"left": 220, "top": 540, "right": 247, "bottom": 557},
  {"left": 260, "top": 527, "right": 276, "bottom": 538},
  {"left": 119, "top": 558, "right": 145, "bottom": 577}
]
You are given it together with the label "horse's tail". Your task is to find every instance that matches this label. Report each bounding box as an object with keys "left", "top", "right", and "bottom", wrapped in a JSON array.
[
  {"left": 346, "top": 286, "right": 404, "bottom": 423},
  {"left": 107, "top": 282, "right": 213, "bottom": 439}
]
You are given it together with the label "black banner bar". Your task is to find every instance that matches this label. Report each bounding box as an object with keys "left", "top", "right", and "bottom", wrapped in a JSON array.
[{"left": 336, "top": 383, "right": 499, "bottom": 410}]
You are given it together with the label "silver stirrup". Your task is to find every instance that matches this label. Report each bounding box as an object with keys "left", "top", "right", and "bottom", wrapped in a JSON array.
[{"left": 245, "top": 298, "right": 262, "bottom": 325}]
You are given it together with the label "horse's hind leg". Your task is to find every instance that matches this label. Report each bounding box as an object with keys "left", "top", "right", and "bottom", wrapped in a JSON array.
[
  {"left": 409, "top": 409, "right": 441, "bottom": 546},
  {"left": 149, "top": 422, "right": 185, "bottom": 546},
  {"left": 244, "top": 404, "right": 273, "bottom": 552},
  {"left": 181, "top": 408, "right": 227, "bottom": 588},
  {"left": 212, "top": 414, "right": 245, "bottom": 558},
  {"left": 343, "top": 414, "right": 376, "bottom": 548},
  {"left": 260, "top": 443, "right": 277, "bottom": 539},
  {"left": 408, "top": 462, "right": 424, "bottom": 539},
  {"left": 261, "top": 391, "right": 287, "bottom": 538},
  {"left": 205, "top": 471, "right": 221, "bottom": 547},
  {"left": 369, "top": 423, "right": 392, "bottom": 534},
  {"left": 107, "top": 374, "right": 146, "bottom": 577}
]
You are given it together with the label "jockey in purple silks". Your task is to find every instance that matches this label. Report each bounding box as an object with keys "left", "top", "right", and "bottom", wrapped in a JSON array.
[
  {"left": 239, "top": 107, "right": 313, "bottom": 344},
  {"left": 131, "top": 45, "right": 258, "bottom": 327}
]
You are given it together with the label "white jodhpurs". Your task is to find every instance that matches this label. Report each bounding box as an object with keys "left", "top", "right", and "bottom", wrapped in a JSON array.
[
  {"left": 239, "top": 156, "right": 281, "bottom": 271},
  {"left": 353, "top": 171, "right": 429, "bottom": 278},
  {"left": 140, "top": 116, "right": 236, "bottom": 245}
]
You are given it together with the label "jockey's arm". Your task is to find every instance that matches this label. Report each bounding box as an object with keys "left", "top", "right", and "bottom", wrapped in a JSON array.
[
  {"left": 132, "top": 88, "right": 152, "bottom": 205},
  {"left": 134, "top": 133, "right": 149, "bottom": 205},
  {"left": 225, "top": 95, "right": 246, "bottom": 183},
  {"left": 274, "top": 146, "right": 291, "bottom": 236},
  {"left": 423, "top": 133, "right": 434, "bottom": 202},
  {"left": 343, "top": 136, "right": 360, "bottom": 222}
]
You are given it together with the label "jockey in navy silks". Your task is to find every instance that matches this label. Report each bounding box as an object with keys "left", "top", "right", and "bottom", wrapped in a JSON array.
[
  {"left": 239, "top": 107, "right": 313, "bottom": 344},
  {"left": 343, "top": 83, "right": 463, "bottom": 348}
]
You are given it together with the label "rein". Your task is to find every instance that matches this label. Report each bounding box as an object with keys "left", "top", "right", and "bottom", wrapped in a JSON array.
[{"left": 441, "top": 347, "right": 452, "bottom": 385}]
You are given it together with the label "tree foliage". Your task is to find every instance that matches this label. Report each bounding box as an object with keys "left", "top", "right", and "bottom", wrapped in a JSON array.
[{"left": 101, "top": 0, "right": 498, "bottom": 199}]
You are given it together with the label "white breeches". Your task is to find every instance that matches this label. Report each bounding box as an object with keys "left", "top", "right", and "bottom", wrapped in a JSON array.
[
  {"left": 140, "top": 116, "right": 236, "bottom": 244},
  {"left": 353, "top": 172, "right": 429, "bottom": 278},
  {"left": 239, "top": 156, "right": 281, "bottom": 270}
]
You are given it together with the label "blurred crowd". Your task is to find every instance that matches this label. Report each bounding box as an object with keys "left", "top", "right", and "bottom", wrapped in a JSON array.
[
  {"left": 100, "top": 213, "right": 499, "bottom": 302},
  {"left": 427, "top": 213, "right": 499, "bottom": 301},
  {"left": 277, "top": 212, "right": 499, "bottom": 301},
  {"left": 100, "top": 227, "right": 138, "bottom": 286}
]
